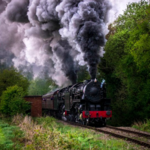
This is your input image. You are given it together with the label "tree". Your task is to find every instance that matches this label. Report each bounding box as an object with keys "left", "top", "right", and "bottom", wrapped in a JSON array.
[
  {"left": 0, "top": 67, "right": 29, "bottom": 96},
  {"left": 114, "top": 0, "right": 148, "bottom": 31},
  {"left": 99, "top": 0, "right": 150, "bottom": 125},
  {"left": 0, "top": 85, "right": 30, "bottom": 116},
  {"left": 28, "top": 78, "right": 57, "bottom": 95}
]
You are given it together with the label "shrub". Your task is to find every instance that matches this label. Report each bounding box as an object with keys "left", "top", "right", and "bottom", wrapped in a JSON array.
[{"left": 0, "top": 85, "right": 30, "bottom": 116}]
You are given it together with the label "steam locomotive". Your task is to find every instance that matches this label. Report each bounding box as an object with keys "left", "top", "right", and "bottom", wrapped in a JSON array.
[{"left": 42, "top": 79, "right": 112, "bottom": 126}]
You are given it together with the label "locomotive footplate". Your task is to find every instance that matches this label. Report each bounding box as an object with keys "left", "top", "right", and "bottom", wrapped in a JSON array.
[{"left": 82, "top": 111, "right": 112, "bottom": 118}]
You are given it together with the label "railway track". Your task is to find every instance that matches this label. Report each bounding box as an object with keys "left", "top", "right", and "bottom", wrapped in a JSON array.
[
  {"left": 106, "top": 125, "right": 150, "bottom": 138},
  {"left": 63, "top": 121, "right": 150, "bottom": 148}
]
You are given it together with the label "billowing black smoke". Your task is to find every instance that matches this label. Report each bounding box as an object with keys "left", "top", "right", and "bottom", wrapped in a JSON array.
[
  {"left": 0, "top": 0, "right": 111, "bottom": 86},
  {"left": 77, "top": 21, "right": 104, "bottom": 79},
  {"left": 54, "top": 40, "right": 77, "bottom": 84},
  {"left": 56, "top": 0, "right": 111, "bottom": 79}
]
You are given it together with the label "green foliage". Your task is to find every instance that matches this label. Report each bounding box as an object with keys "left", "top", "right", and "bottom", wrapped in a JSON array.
[
  {"left": 0, "top": 67, "right": 29, "bottom": 96},
  {"left": 36, "top": 116, "right": 56, "bottom": 128},
  {"left": 114, "top": 0, "right": 148, "bottom": 31},
  {"left": 0, "top": 120, "right": 24, "bottom": 150},
  {"left": 7, "top": 115, "right": 138, "bottom": 149},
  {"left": 99, "top": 0, "right": 150, "bottom": 125},
  {"left": 132, "top": 119, "right": 150, "bottom": 133},
  {"left": 0, "top": 85, "right": 30, "bottom": 116},
  {"left": 28, "top": 78, "right": 57, "bottom": 95},
  {"left": 27, "top": 116, "right": 134, "bottom": 150},
  {"left": 27, "top": 66, "right": 90, "bottom": 96}
]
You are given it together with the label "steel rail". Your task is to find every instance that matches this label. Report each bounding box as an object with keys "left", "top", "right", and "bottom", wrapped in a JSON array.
[
  {"left": 64, "top": 121, "right": 150, "bottom": 148},
  {"left": 106, "top": 125, "right": 150, "bottom": 138}
]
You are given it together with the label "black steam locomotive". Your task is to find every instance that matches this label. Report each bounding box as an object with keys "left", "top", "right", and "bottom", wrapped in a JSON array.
[{"left": 42, "top": 79, "right": 112, "bottom": 126}]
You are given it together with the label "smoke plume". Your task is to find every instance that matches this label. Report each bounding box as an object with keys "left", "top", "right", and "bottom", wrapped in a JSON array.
[
  {"left": 6, "top": 0, "right": 29, "bottom": 23},
  {"left": 56, "top": 0, "right": 111, "bottom": 79},
  {"left": 0, "top": 0, "right": 142, "bottom": 86},
  {"left": 54, "top": 40, "right": 78, "bottom": 84}
]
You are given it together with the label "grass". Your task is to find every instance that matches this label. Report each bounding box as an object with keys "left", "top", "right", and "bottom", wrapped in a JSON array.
[
  {"left": 1, "top": 114, "right": 147, "bottom": 150},
  {"left": 132, "top": 119, "right": 150, "bottom": 133},
  {"left": 11, "top": 115, "right": 141, "bottom": 150},
  {"left": 0, "top": 119, "right": 24, "bottom": 150}
]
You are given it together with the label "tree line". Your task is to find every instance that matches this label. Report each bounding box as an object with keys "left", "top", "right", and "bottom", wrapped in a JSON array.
[
  {"left": 0, "top": 64, "right": 90, "bottom": 116},
  {"left": 99, "top": 0, "right": 150, "bottom": 125}
]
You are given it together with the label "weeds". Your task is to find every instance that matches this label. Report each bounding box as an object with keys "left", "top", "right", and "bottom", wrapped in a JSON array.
[
  {"left": 1, "top": 115, "right": 149, "bottom": 149},
  {"left": 0, "top": 119, "right": 24, "bottom": 150},
  {"left": 132, "top": 119, "right": 150, "bottom": 133},
  {"left": 11, "top": 115, "right": 138, "bottom": 150}
]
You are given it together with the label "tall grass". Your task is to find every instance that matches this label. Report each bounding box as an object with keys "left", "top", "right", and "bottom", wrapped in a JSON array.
[
  {"left": 0, "top": 119, "right": 24, "bottom": 150},
  {"left": 12, "top": 115, "right": 137, "bottom": 150},
  {"left": 132, "top": 119, "right": 150, "bottom": 133}
]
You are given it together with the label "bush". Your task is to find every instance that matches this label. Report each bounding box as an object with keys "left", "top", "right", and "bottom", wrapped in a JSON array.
[{"left": 0, "top": 85, "right": 30, "bottom": 116}]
